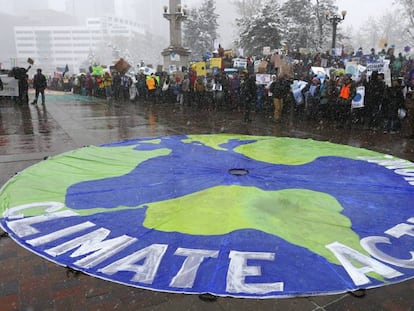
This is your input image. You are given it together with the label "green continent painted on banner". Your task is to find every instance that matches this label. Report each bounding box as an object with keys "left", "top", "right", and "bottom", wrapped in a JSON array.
[
  {"left": 143, "top": 186, "right": 366, "bottom": 265},
  {"left": 184, "top": 134, "right": 382, "bottom": 165},
  {"left": 0, "top": 145, "right": 171, "bottom": 217}
]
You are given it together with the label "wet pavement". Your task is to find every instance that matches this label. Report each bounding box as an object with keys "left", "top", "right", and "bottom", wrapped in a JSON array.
[{"left": 0, "top": 91, "right": 414, "bottom": 311}]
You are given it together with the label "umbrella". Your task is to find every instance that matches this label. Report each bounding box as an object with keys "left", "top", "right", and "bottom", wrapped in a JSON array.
[{"left": 1, "top": 134, "right": 413, "bottom": 298}]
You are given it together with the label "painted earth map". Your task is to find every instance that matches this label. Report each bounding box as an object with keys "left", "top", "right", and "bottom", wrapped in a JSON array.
[{"left": 1, "top": 134, "right": 414, "bottom": 298}]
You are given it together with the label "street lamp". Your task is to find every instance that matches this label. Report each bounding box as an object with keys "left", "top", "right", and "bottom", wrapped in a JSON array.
[{"left": 326, "top": 10, "right": 347, "bottom": 56}]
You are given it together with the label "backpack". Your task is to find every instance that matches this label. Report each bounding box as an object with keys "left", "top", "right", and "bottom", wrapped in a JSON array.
[{"left": 270, "top": 80, "right": 286, "bottom": 98}]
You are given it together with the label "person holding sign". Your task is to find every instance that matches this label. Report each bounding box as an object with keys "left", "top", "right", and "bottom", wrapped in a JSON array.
[{"left": 336, "top": 74, "right": 356, "bottom": 128}]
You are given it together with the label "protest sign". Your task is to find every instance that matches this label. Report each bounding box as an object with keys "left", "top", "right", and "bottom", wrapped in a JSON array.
[
  {"left": 0, "top": 76, "right": 19, "bottom": 97},
  {"left": 352, "top": 86, "right": 365, "bottom": 109}
]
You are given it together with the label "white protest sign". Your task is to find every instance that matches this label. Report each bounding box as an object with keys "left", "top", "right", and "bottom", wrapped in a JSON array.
[
  {"left": 311, "top": 67, "right": 327, "bottom": 83},
  {"left": 256, "top": 74, "right": 271, "bottom": 85},
  {"left": 352, "top": 86, "right": 365, "bottom": 109},
  {"left": 346, "top": 62, "right": 359, "bottom": 80},
  {"left": 0, "top": 76, "right": 19, "bottom": 97},
  {"left": 263, "top": 47, "right": 271, "bottom": 55},
  {"left": 291, "top": 80, "right": 308, "bottom": 105},
  {"left": 383, "top": 60, "right": 392, "bottom": 87},
  {"left": 254, "top": 60, "right": 261, "bottom": 73},
  {"left": 366, "top": 62, "right": 386, "bottom": 73},
  {"left": 233, "top": 58, "right": 247, "bottom": 68}
]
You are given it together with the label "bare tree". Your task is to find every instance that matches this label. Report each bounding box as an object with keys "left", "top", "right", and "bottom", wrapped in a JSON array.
[
  {"left": 395, "top": 0, "right": 414, "bottom": 44},
  {"left": 343, "top": 8, "right": 407, "bottom": 54}
]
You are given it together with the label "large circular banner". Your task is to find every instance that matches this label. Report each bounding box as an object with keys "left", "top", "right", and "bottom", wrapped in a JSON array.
[{"left": 1, "top": 134, "right": 414, "bottom": 298}]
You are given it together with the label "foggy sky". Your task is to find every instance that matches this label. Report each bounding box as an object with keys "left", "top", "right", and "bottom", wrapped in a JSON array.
[
  {"left": 0, "top": 0, "right": 394, "bottom": 48},
  {"left": 336, "top": 0, "right": 392, "bottom": 29}
]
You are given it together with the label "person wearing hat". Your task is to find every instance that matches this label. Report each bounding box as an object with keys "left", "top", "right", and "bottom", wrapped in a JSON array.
[{"left": 31, "top": 68, "right": 47, "bottom": 105}]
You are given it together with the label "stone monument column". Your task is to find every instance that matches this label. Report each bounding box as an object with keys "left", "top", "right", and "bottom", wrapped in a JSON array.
[{"left": 162, "top": 0, "right": 191, "bottom": 71}]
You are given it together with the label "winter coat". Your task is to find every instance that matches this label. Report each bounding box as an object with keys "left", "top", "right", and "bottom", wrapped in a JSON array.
[
  {"left": 383, "top": 86, "right": 404, "bottom": 118},
  {"left": 33, "top": 73, "right": 47, "bottom": 90}
]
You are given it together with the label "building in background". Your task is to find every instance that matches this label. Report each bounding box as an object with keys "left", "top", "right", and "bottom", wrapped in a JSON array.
[
  {"left": 14, "top": 15, "right": 146, "bottom": 75},
  {"left": 0, "top": 9, "right": 78, "bottom": 70},
  {"left": 0, "top": 0, "right": 173, "bottom": 73}
]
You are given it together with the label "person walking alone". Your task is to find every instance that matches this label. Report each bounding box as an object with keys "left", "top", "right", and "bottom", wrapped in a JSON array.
[{"left": 31, "top": 68, "right": 47, "bottom": 105}]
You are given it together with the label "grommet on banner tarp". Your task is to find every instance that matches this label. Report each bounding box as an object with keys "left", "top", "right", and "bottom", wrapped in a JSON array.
[
  {"left": 65, "top": 266, "right": 83, "bottom": 278},
  {"left": 349, "top": 289, "right": 366, "bottom": 298},
  {"left": 199, "top": 293, "right": 218, "bottom": 302},
  {"left": 228, "top": 168, "right": 249, "bottom": 176}
]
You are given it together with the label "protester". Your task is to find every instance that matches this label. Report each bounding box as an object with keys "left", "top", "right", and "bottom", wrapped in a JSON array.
[
  {"left": 181, "top": 74, "right": 190, "bottom": 106},
  {"left": 336, "top": 74, "right": 356, "bottom": 128},
  {"left": 303, "top": 76, "right": 321, "bottom": 119},
  {"left": 145, "top": 74, "right": 157, "bottom": 102},
  {"left": 112, "top": 72, "right": 121, "bottom": 99},
  {"left": 31, "top": 68, "right": 47, "bottom": 105},
  {"left": 194, "top": 76, "right": 206, "bottom": 109},
  {"left": 405, "top": 90, "right": 414, "bottom": 139},
  {"left": 383, "top": 79, "right": 405, "bottom": 134},
  {"left": 269, "top": 75, "right": 289, "bottom": 123},
  {"left": 365, "top": 71, "right": 386, "bottom": 129},
  {"left": 240, "top": 72, "right": 257, "bottom": 123},
  {"left": 103, "top": 71, "right": 113, "bottom": 99},
  {"left": 23, "top": 44, "right": 414, "bottom": 140},
  {"left": 85, "top": 73, "right": 93, "bottom": 96}
]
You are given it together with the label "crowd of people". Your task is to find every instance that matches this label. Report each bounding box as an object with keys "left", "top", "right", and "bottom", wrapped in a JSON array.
[
  {"left": 3, "top": 46, "right": 414, "bottom": 138},
  {"left": 53, "top": 46, "right": 414, "bottom": 138}
]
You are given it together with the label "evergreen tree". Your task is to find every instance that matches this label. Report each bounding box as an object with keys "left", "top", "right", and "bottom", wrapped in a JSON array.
[
  {"left": 230, "top": 0, "right": 264, "bottom": 16},
  {"left": 235, "top": 0, "right": 283, "bottom": 56},
  {"left": 183, "top": 0, "right": 219, "bottom": 61},
  {"left": 280, "top": 0, "right": 316, "bottom": 51}
]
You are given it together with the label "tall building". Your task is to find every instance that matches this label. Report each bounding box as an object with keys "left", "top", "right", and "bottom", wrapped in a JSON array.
[
  {"left": 14, "top": 15, "right": 146, "bottom": 74},
  {"left": 0, "top": 0, "right": 13, "bottom": 15},
  {"left": 1, "top": 1, "right": 166, "bottom": 72},
  {"left": 11, "top": 0, "right": 49, "bottom": 14},
  {"left": 0, "top": 9, "right": 77, "bottom": 70}
]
